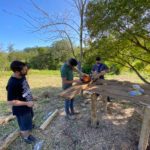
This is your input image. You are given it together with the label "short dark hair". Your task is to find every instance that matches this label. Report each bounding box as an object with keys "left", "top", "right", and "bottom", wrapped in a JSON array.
[
  {"left": 96, "top": 57, "right": 101, "bottom": 61},
  {"left": 10, "top": 60, "right": 26, "bottom": 72},
  {"left": 68, "top": 58, "right": 78, "bottom": 66}
]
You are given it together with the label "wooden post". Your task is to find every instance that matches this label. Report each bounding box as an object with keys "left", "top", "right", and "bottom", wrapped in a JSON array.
[
  {"left": 97, "top": 95, "right": 103, "bottom": 121},
  {"left": 40, "top": 109, "right": 58, "bottom": 130},
  {"left": 138, "top": 106, "right": 150, "bottom": 150},
  {"left": 91, "top": 93, "right": 98, "bottom": 127},
  {"left": 80, "top": 89, "right": 84, "bottom": 98},
  {"left": 103, "top": 96, "right": 108, "bottom": 114}
]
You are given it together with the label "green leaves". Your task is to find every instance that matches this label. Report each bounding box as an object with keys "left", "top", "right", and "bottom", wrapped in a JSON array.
[
  {"left": 0, "top": 40, "right": 73, "bottom": 70},
  {"left": 85, "top": 0, "right": 150, "bottom": 83}
]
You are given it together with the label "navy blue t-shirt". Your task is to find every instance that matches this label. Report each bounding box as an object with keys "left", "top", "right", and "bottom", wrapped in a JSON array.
[
  {"left": 92, "top": 63, "right": 108, "bottom": 79},
  {"left": 6, "top": 76, "right": 33, "bottom": 116}
]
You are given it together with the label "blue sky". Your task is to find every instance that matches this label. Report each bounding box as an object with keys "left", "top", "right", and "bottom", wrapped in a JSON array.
[{"left": 0, "top": 0, "right": 79, "bottom": 51}]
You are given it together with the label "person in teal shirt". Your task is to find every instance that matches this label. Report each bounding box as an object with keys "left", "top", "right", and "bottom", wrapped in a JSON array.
[{"left": 61, "top": 58, "right": 83, "bottom": 119}]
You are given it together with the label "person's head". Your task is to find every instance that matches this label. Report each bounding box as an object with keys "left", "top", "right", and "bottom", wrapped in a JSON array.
[
  {"left": 96, "top": 57, "right": 101, "bottom": 64},
  {"left": 10, "top": 60, "right": 28, "bottom": 77},
  {"left": 68, "top": 58, "right": 78, "bottom": 68}
]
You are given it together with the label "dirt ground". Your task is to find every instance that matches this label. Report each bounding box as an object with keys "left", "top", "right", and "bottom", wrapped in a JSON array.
[
  {"left": 8, "top": 95, "right": 144, "bottom": 150},
  {"left": 1, "top": 71, "right": 150, "bottom": 150}
]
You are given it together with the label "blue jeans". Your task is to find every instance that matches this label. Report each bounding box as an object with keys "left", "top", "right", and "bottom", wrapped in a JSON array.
[{"left": 65, "top": 99, "right": 74, "bottom": 115}]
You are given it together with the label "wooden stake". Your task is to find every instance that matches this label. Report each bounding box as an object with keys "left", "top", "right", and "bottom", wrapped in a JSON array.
[
  {"left": 91, "top": 93, "right": 98, "bottom": 127},
  {"left": 81, "top": 89, "right": 84, "bottom": 98},
  {"left": 0, "top": 115, "right": 16, "bottom": 125},
  {"left": 138, "top": 106, "right": 150, "bottom": 150},
  {"left": 40, "top": 109, "right": 58, "bottom": 130},
  {"left": 103, "top": 96, "right": 108, "bottom": 114},
  {"left": 0, "top": 130, "right": 19, "bottom": 150},
  {"left": 97, "top": 95, "right": 103, "bottom": 121}
]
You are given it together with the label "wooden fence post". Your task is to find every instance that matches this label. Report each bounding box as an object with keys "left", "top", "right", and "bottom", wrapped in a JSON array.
[
  {"left": 138, "top": 106, "right": 150, "bottom": 150},
  {"left": 91, "top": 93, "right": 98, "bottom": 127}
]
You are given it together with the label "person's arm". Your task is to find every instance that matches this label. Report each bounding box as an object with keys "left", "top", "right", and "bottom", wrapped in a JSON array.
[
  {"left": 7, "top": 82, "right": 34, "bottom": 107},
  {"left": 103, "top": 64, "right": 109, "bottom": 73},
  {"left": 8, "top": 100, "right": 33, "bottom": 107},
  {"left": 97, "top": 64, "right": 109, "bottom": 77},
  {"left": 91, "top": 65, "right": 96, "bottom": 73},
  {"left": 62, "top": 77, "right": 80, "bottom": 84},
  {"left": 73, "top": 67, "right": 89, "bottom": 78},
  {"left": 73, "top": 67, "right": 84, "bottom": 76}
]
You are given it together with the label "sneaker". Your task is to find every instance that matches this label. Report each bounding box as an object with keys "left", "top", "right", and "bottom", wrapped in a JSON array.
[
  {"left": 23, "top": 137, "right": 33, "bottom": 144},
  {"left": 28, "top": 135, "right": 38, "bottom": 143}
]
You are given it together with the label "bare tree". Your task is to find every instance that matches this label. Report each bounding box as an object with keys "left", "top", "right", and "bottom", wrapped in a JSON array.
[
  {"left": 21, "top": 0, "right": 88, "bottom": 66},
  {"left": 72, "top": 0, "right": 88, "bottom": 64},
  {"left": 7, "top": 43, "right": 14, "bottom": 53}
]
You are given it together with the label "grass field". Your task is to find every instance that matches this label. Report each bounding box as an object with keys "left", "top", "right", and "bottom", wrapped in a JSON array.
[
  {"left": 0, "top": 70, "right": 148, "bottom": 115},
  {"left": 0, "top": 69, "right": 147, "bottom": 101},
  {"left": 0, "top": 69, "right": 149, "bottom": 149},
  {"left": 0, "top": 70, "right": 61, "bottom": 114},
  {"left": 0, "top": 70, "right": 147, "bottom": 117}
]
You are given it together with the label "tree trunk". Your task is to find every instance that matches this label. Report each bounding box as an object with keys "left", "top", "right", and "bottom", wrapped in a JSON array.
[
  {"left": 79, "top": 6, "right": 84, "bottom": 66},
  {"left": 109, "top": 59, "right": 150, "bottom": 85},
  {"left": 127, "top": 62, "right": 150, "bottom": 85}
]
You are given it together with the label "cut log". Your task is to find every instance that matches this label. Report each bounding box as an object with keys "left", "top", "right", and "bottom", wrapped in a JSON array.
[
  {"left": 0, "top": 130, "right": 19, "bottom": 150},
  {"left": 0, "top": 115, "right": 16, "bottom": 125},
  {"left": 59, "top": 85, "right": 81, "bottom": 99},
  {"left": 101, "top": 96, "right": 108, "bottom": 114},
  {"left": 138, "top": 106, "right": 150, "bottom": 150},
  {"left": 59, "top": 84, "right": 89, "bottom": 99},
  {"left": 40, "top": 109, "right": 58, "bottom": 130},
  {"left": 91, "top": 93, "right": 98, "bottom": 127}
]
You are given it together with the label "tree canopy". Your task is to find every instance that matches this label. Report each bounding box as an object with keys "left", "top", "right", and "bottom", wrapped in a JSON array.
[{"left": 85, "top": 0, "right": 150, "bottom": 83}]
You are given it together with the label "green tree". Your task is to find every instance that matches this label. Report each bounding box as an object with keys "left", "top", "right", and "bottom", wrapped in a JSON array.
[
  {"left": 0, "top": 52, "right": 9, "bottom": 71},
  {"left": 85, "top": 0, "right": 150, "bottom": 84},
  {"left": 28, "top": 40, "right": 72, "bottom": 70}
]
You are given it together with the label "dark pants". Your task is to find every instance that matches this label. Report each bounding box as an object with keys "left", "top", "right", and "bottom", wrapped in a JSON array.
[
  {"left": 65, "top": 99, "right": 74, "bottom": 115},
  {"left": 16, "top": 111, "right": 33, "bottom": 131}
]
